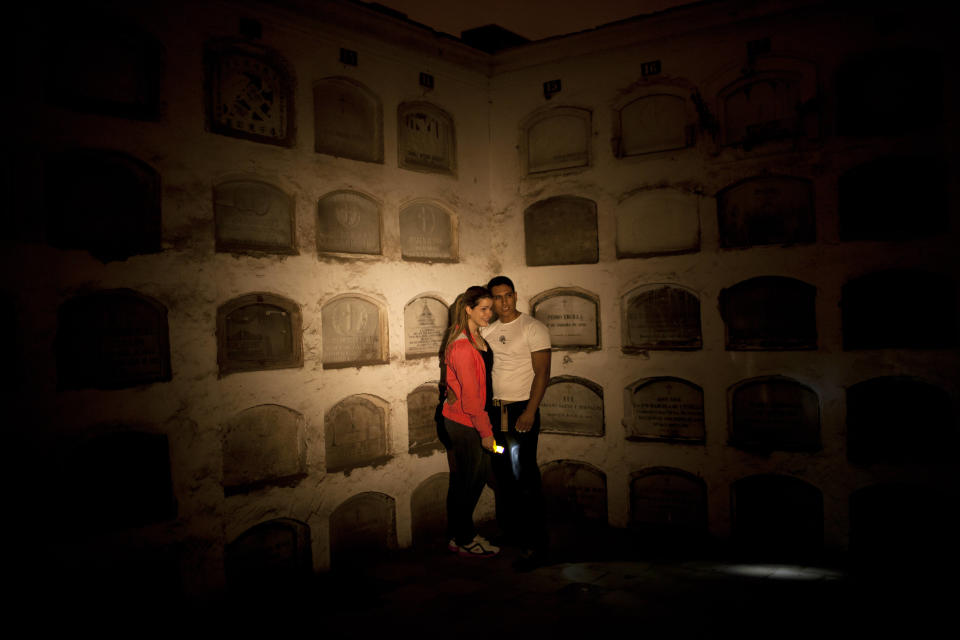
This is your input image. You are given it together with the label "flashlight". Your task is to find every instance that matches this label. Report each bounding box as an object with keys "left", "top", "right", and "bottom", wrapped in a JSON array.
[{"left": 492, "top": 443, "right": 504, "bottom": 454}]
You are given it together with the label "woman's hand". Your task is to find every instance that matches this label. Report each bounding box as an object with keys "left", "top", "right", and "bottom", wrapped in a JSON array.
[{"left": 481, "top": 435, "right": 495, "bottom": 451}]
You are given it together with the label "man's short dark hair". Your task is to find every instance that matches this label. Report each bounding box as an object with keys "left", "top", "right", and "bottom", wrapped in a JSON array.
[{"left": 487, "top": 275, "right": 515, "bottom": 291}]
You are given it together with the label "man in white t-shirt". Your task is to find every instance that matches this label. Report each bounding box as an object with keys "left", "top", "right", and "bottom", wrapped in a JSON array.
[{"left": 480, "top": 275, "right": 551, "bottom": 570}]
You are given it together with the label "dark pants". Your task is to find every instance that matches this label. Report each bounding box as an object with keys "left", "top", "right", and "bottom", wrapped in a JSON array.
[
  {"left": 443, "top": 418, "right": 490, "bottom": 546},
  {"left": 491, "top": 400, "right": 547, "bottom": 552}
]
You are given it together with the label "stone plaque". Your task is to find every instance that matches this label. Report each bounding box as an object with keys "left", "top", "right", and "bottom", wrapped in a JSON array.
[
  {"left": 721, "top": 74, "right": 805, "bottom": 147},
  {"left": 730, "top": 377, "right": 820, "bottom": 452},
  {"left": 408, "top": 383, "right": 443, "bottom": 453},
  {"left": 623, "top": 285, "right": 702, "bottom": 351},
  {"left": 733, "top": 475, "right": 823, "bottom": 557},
  {"left": 717, "top": 176, "right": 815, "bottom": 248},
  {"left": 325, "top": 395, "right": 389, "bottom": 473},
  {"left": 524, "top": 196, "right": 598, "bottom": 266},
  {"left": 45, "top": 149, "right": 161, "bottom": 263},
  {"left": 540, "top": 376, "right": 604, "bottom": 436},
  {"left": 222, "top": 404, "right": 305, "bottom": 494},
  {"left": 625, "top": 377, "right": 705, "bottom": 442},
  {"left": 316, "top": 190, "right": 382, "bottom": 255},
  {"left": 226, "top": 518, "right": 312, "bottom": 587},
  {"left": 532, "top": 289, "right": 599, "bottom": 349},
  {"left": 214, "top": 180, "right": 296, "bottom": 254},
  {"left": 404, "top": 296, "right": 449, "bottom": 359},
  {"left": 630, "top": 468, "right": 707, "bottom": 530},
  {"left": 313, "top": 77, "right": 383, "bottom": 163},
  {"left": 524, "top": 107, "right": 590, "bottom": 174},
  {"left": 398, "top": 102, "right": 456, "bottom": 175},
  {"left": 399, "top": 202, "right": 456, "bottom": 262},
  {"left": 217, "top": 293, "right": 303, "bottom": 376},
  {"left": 329, "top": 492, "right": 397, "bottom": 567},
  {"left": 720, "top": 276, "right": 817, "bottom": 350},
  {"left": 618, "top": 94, "right": 687, "bottom": 156},
  {"left": 411, "top": 473, "right": 449, "bottom": 546},
  {"left": 541, "top": 460, "right": 607, "bottom": 522},
  {"left": 56, "top": 289, "right": 171, "bottom": 390},
  {"left": 322, "top": 296, "right": 387, "bottom": 368},
  {"left": 616, "top": 190, "right": 700, "bottom": 258}
]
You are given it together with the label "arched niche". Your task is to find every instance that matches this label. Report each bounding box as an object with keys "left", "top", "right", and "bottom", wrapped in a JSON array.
[
  {"left": 624, "top": 377, "right": 704, "bottom": 443},
  {"left": 204, "top": 39, "right": 295, "bottom": 147},
  {"left": 614, "top": 89, "right": 693, "bottom": 157},
  {"left": 324, "top": 394, "right": 390, "bottom": 473},
  {"left": 524, "top": 196, "right": 598, "bottom": 266},
  {"left": 399, "top": 200, "right": 457, "bottom": 262},
  {"left": 847, "top": 377, "right": 955, "bottom": 465},
  {"left": 540, "top": 460, "right": 607, "bottom": 523},
  {"left": 226, "top": 518, "right": 312, "bottom": 589},
  {"left": 630, "top": 467, "right": 707, "bottom": 533},
  {"left": 313, "top": 76, "right": 383, "bottom": 163},
  {"left": 222, "top": 404, "right": 306, "bottom": 495},
  {"left": 729, "top": 376, "right": 820, "bottom": 452},
  {"left": 213, "top": 179, "right": 296, "bottom": 255},
  {"left": 56, "top": 288, "right": 171, "bottom": 390},
  {"left": 838, "top": 156, "right": 948, "bottom": 242},
  {"left": 45, "top": 149, "right": 161, "bottom": 263},
  {"left": 216, "top": 292, "right": 303, "bottom": 376},
  {"left": 841, "top": 270, "right": 956, "bottom": 350},
  {"left": 411, "top": 472, "right": 449, "bottom": 547},
  {"left": 531, "top": 287, "right": 600, "bottom": 350},
  {"left": 520, "top": 106, "right": 591, "bottom": 175},
  {"left": 329, "top": 492, "right": 397, "bottom": 568},
  {"left": 716, "top": 175, "right": 815, "bottom": 248},
  {"left": 732, "top": 474, "right": 823, "bottom": 559},
  {"left": 398, "top": 101, "right": 456, "bottom": 175},
  {"left": 404, "top": 295, "right": 449, "bottom": 360},
  {"left": 408, "top": 382, "right": 443, "bottom": 454},
  {"left": 316, "top": 190, "right": 382, "bottom": 256},
  {"left": 720, "top": 276, "right": 817, "bottom": 350},
  {"left": 321, "top": 294, "right": 389, "bottom": 368},
  {"left": 540, "top": 375, "right": 604, "bottom": 437},
  {"left": 616, "top": 190, "right": 700, "bottom": 258},
  {"left": 622, "top": 284, "right": 702, "bottom": 352}
]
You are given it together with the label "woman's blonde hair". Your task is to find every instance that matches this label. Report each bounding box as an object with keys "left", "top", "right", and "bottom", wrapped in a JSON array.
[{"left": 441, "top": 285, "right": 492, "bottom": 357}]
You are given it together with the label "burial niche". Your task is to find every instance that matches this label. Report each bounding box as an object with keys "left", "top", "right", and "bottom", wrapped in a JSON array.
[
  {"left": 399, "top": 201, "right": 457, "bottom": 262},
  {"left": 322, "top": 294, "right": 388, "bottom": 368},
  {"left": 847, "top": 377, "right": 954, "bottom": 465},
  {"left": 720, "top": 276, "right": 817, "bottom": 350},
  {"left": 316, "top": 190, "right": 382, "bottom": 255},
  {"left": 842, "top": 270, "right": 956, "bottom": 350},
  {"left": 313, "top": 77, "right": 383, "bottom": 163},
  {"left": 630, "top": 468, "right": 707, "bottom": 534},
  {"left": 404, "top": 295, "right": 449, "bottom": 359},
  {"left": 411, "top": 472, "right": 449, "bottom": 547},
  {"left": 622, "top": 284, "right": 702, "bottom": 352},
  {"left": 45, "top": 149, "right": 161, "bottom": 262},
  {"left": 214, "top": 180, "right": 296, "bottom": 254},
  {"left": 408, "top": 383, "right": 443, "bottom": 454},
  {"left": 541, "top": 460, "right": 607, "bottom": 523},
  {"left": 732, "top": 475, "right": 823, "bottom": 559},
  {"left": 324, "top": 394, "right": 389, "bottom": 473},
  {"left": 524, "top": 196, "right": 598, "bottom": 266},
  {"left": 329, "top": 492, "right": 397, "bottom": 568},
  {"left": 222, "top": 404, "right": 305, "bottom": 495},
  {"left": 730, "top": 377, "right": 820, "bottom": 452},
  {"left": 521, "top": 107, "right": 591, "bottom": 175},
  {"left": 56, "top": 289, "right": 171, "bottom": 390},
  {"left": 398, "top": 101, "right": 456, "bottom": 175},
  {"left": 531, "top": 288, "right": 599, "bottom": 350},
  {"left": 716, "top": 176, "right": 815, "bottom": 248},
  {"left": 615, "top": 92, "right": 691, "bottom": 157},
  {"left": 616, "top": 190, "right": 700, "bottom": 258},
  {"left": 226, "top": 518, "right": 312, "bottom": 590},
  {"left": 539, "top": 376, "right": 604, "bottom": 437},
  {"left": 217, "top": 293, "right": 303, "bottom": 376},
  {"left": 624, "top": 377, "right": 705, "bottom": 443}
]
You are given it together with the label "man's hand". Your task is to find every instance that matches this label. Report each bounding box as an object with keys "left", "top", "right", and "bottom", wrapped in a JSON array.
[
  {"left": 515, "top": 410, "right": 536, "bottom": 433},
  {"left": 481, "top": 435, "right": 496, "bottom": 451}
]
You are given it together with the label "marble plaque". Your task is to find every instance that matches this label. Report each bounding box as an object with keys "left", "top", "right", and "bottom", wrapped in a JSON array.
[
  {"left": 532, "top": 289, "right": 599, "bottom": 349},
  {"left": 217, "top": 293, "right": 303, "bottom": 376},
  {"left": 222, "top": 404, "right": 305, "bottom": 493},
  {"left": 316, "top": 190, "right": 382, "bottom": 255},
  {"left": 722, "top": 74, "right": 804, "bottom": 147},
  {"left": 329, "top": 492, "right": 397, "bottom": 566},
  {"left": 313, "top": 77, "right": 383, "bottom": 163},
  {"left": 625, "top": 377, "right": 705, "bottom": 442},
  {"left": 524, "top": 196, "right": 598, "bottom": 266},
  {"left": 541, "top": 461, "right": 607, "bottom": 522},
  {"left": 411, "top": 473, "right": 449, "bottom": 546},
  {"left": 325, "top": 395, "right": 389, "bottom": 473},
  {"left": 525, "top": 108, "right": 590, "bottom": 174},
  {"left": 56, "top": 289, "right": 171, "bottom": 390},
  {"left": 623, "top": 285, "right": 702, "bottom": 351},
  {"left": 721, "top": 276, "right": 817, "bottom": 350},
  {"left": 717, "top": 176, "right": 815, "bottom": 248},
  {"left": 733, "top": 475, "right": 823, "bottom": 556},
  {"left": 618, "top": 94, "right": 687, "bottom": 156},
  {"left": 616, "top": 190, "right": 700, "bottom": 258},
  {"left": 408, "top": 383, "right": 443, "bottom": 453},
  {"left": 404, "top": 296, "right": 449, "bottom": 359},
  {"left": 322, "top": 296, "right": 387, "bottom": 368},
  {"left": 214, "top": 180, "right": 296, "bottom": 254},
  {"left": 226, "top": 518, "right": 312, "bottom": 586},
  {"left": 398, "top": 102, "right": 456, "bottom": 175},
  {"left": 630, "top": 468, "right": 707, "bottom": 530},
  {"left": 45, "top": 149, "right": 161, "bottom": 263},
  {"left": 731, "top": 377, "right": 820, "bottom": 452},
  {"left": 399, "top": 202, "right": 456, "bottom": 261},
  {"left": 540, "top": 376, "right": 604, "bottom": 436}
]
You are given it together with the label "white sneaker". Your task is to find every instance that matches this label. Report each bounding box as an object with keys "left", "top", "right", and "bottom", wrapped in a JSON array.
[{"left": 458, "top": 535, "right": 500, "bottom": 558}]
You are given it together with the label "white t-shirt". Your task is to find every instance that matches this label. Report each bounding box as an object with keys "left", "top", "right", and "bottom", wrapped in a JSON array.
[{"left": 480, "top": 313, "right": 551, "bottom": 401}]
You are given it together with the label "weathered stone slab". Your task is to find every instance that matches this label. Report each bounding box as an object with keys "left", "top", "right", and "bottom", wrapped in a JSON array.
[
  {"left": 630, "top": 468, "right": 707, "bottom": 530},
  {"left": 411, "top": 473, "right": 449, "bottom": 546},
  {"left": 616, "top": 190, "right": 700, "bottom": 258},
  {"left": 325, "top": 395, "right": 389, "bottom": 473},
  {"left": 226, "top": 518, "right": 312, "bottom": 587},
  {"left": 720, "top": 276, "right": 817, "bottom": 350},
  {"left": 730, "top": 377, "right": 820, "bottom": 452},
  {"left": 329, "top": 492, "right": 397, "bottom": 567},
  {"left": 540, "top": 376, "right": 604, "bottom": 436},
  {"left": 316, "top": 190, "right": 382, "bottom": 255},
  {"left": 217, "top": 293, "right": 303, "bottom": 376},
  {"left": 214, "top": 180, "right": 296, "bottom": 254},
  {"left": 541, "top": 461, "right": 607, "bottom": 522},
  {"left": 623, "top": 285, "right": 702, "bottom": 351},
  {"left": 717, "top": 176, "right": 815, "bottom": 248},
  {"left": 399, "top": 202, "right": 456, "bottom": 261},
  {"left": 313, "top": 77, "right": 383, "bottom": 163},
  {"left": 531, "top": 288, "right": 598, "bottom": 349},
  {"left": 524, "top": 107, "right": 590, "bottom": 174},
  {"left": 222, "top": 404, "right": 305, "bottom": 493},
  {"left": 524, "top": 196, "right": 598, "bottom": 266},
  {"left": 408, "top": 383, "right": 443, "bottom": 453},
  {"left": 322, "top": 295, "right": 387, "bottom": 368},
  {"left": 624, "top": 377, "right": 704, "bottom": 442},
  {"left": 398, "top": 102, "right": 456, "bottom": 175},
  {"left": 404, "top": 296, "right": 449, "bottom": 359},
  {"left": 732, "top": 475, "right": 823, "bottom": 557},
  {"left": 618, "top": 94, "right": 687, "bottom": 156}
]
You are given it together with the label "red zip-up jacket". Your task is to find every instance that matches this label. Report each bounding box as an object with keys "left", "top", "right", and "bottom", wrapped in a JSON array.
[{"left": 442, "top": 334, "right": 493, "bottom": 438}]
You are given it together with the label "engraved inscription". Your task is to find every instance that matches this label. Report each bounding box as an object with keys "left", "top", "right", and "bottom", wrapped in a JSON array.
[
  {"left": 398, "top": 103, "right": 456, "bottom": 174},
  {"left": 532, "top": 292, "right": 598, "bottom": 349},
  {"left": 540, "top": 377, "right": 604, "bottom": 436},
  {"left": 399, "top": 202, "right": 455, "bottom": 261},
  {"left": 624, "top": 285, "right": 702, "bottom": 351},
  {"left": 408, "top": 383, "right": 442, "bottom": 453},
  {"left": 316, "top": 191, "right": 381, "bottom": 255},
  {"left": 322, "top": 296, "right": 384, "bottom": 367},
  {"left": 404, "top": 296, "right": 448, "bottom": 358},
  {"left": 626, "top": 378, "right": 704, "bottom": 442}
]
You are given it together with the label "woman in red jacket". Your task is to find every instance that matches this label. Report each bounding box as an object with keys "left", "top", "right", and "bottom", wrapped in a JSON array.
[{"left": 441, "top": 285, "right": 500, "bottom": 558}]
